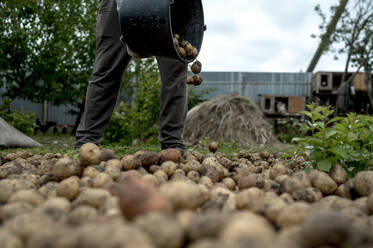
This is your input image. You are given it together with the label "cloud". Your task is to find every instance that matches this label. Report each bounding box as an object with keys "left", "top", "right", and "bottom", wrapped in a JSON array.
[{"left": 199, "top": 0, "right": 347, "bottom": 72}]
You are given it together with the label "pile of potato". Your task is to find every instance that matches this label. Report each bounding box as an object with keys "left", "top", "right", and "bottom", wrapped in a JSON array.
[
  {"left": 173, "top": 33, "right": 203, "bottom": 86},
  {"left": 0, "top": 143, "right": 373, "bottom": 248}
]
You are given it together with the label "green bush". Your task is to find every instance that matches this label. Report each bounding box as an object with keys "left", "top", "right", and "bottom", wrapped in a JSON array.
[
  {"left": 0, "top": 98, "right": 36, "bottom": 135},
  {"left": 103, "top": 76, "right": 161, "bottom": 145},
  {"left": 291, "top": 103, "right": 373, "bottom": 176}
]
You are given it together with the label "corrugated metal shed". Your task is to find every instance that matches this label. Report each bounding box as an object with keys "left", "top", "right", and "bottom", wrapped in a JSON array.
[
  {"left": 1, "top": 72, "right": 312, "bottom": 125},
  {"left": 195, "top": 72, "right": 312, "bottom": 103}
]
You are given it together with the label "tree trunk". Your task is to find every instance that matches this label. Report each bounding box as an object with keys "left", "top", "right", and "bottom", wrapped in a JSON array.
[{"left": 307, "top": 0, "right": 349, "bottom": 72}]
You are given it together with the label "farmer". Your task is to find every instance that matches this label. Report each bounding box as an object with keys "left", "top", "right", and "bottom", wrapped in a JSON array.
[{"left": 75, "top": 0, "right": 188, "bottom": 154}]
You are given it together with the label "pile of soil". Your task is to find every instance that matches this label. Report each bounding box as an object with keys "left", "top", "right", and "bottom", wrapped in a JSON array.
[{"left": 184, "top": 95, "right": 278, "bottom": 146}]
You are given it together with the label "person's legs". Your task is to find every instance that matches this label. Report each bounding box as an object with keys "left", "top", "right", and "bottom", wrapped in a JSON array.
[
  {"left": 75, "top": 0, "right": 131, "bottom": 148},
  {"left": 156, "top": 57, "right": 188, "bottom": 153}
]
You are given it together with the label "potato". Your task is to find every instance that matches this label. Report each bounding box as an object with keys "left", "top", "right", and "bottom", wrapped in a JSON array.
[
  {"left": 7, "top": 173, "right": 39, "bottom": 186},
  {"left": 263, "top": 180, "right": 280, "bottom": 194},
  {"left": 185, "top": 211, "right": 231, "bottom": 241},
  {"left": 135, "top": 151, "right": 159, "bottom": 168},
  {"left": 220, "top": 212, "right": 275, "bottom": 244},
  {"left": 115, "top": 177, "right": 171, "bottom": 219},
  {"left": 0, "top": 228, "right": 23, "bottom": 248},
  {"left": 8, "top": 189, "right": 44, "bottom": 207},
  {"left": 53, "top": 156, "right": 82, "bottom": 181},
  {"left": 208, "top": 142, "right": 218, "bottom": 153},
  {"left": 160, "top": 161, "right": 177, "bottom": 177},
  {"left": 192, "top": 75, "right": 203, "bottom": 86},
  {"left": 43, "top": 197, "right": 71, "bottom": 214},
  {"left": 83, "top": 166, "right": 100, "bottom": 178},
  {"left": 275, "top": 202, "right": 311, "bottom": 229},
  {"left": 353, "top": 197, "right": 369, "bottom": 214},
  {"left": 79, "top": 143, "right": 101, "bottom": 166},
  {"left": 235, "top": 187, "right": 264, "bottom": 212},
  {"left": 199, "top": 176, "right": 213, "bottom": 188},
  {"left": 353, "top": 171, "right": 373, "bottom": 196},
  {"left": 191, "top": 47, "right": 198, "bottom": 58},
  {"left": 186, "top": 170, "right": 199, "bottom": 183},
  {"left": 0, "top": 179, "right": 35, "bottom": 203},
  {"left": 177, "top": 46, "right": 186, "bottom": 57},
  {"left": 38, "top": 181, "right": 58, "bottom": 199},
  {"left": 301, "top": 210, "right": 361, "bottom": 247},
  {"left": 121, "top": 155, "right": 142, "bottom": 171},
  {"left": 149, "top": 165, "right": 161, "bottom": 174},
  {"left": 222, "top": 177, "right": 236, "bottom": 191},
  {"left": 142, "top": 174, "right": 158, "bottom": 186},
  {"left": 292, "top": 187, "right": 323, "bottom": 203},
  {"left": 135, "top": 213, "right": 184, "bottom": 248},
  {"left": 329, "top": 164, "right": 347, "bottom": 184},
  {"left": 98, "top": 149, "right": 116, "bottom": 162},
  {"left": 209, "top": 187, "right": 236, "bottom": 211},
  {"left": 5, "top": 212, "right": 54, "bottom": 241},
  {"left": 181, "top": 160, "right": 202, "bottom": 173},
  {"left": 160, "top": 181, "right": 209, "bottom": 210},
  {"left": 173, "top": 37, "right": 179, "bottom": 46},
  {"left": 1, "top": 202, "right": 34, "bottom": 220},
  {"left": 310, "top": 170, "right": 338, "bottom": 195},
  {"left": 292, "top": 171, "right": 312, "bottom": 188},
  {"left": 154, "top": 170, "right": 168, "bottom": 183},
  {"left": 173, "top": 33, "right": 180, "bottom": 40},
  {"left": 269, "top": 163, "right": 292, "bottom": 180},
  {"left": 27, "top": 223, "right": 70, "bottom": 248},
  {"left": 57, "top": 176, "right": 80, "bottom": 201},
  {"left": 186, "top": 77, "right": 194, "bottom": 85},
  {"left": 158, "top": 149, "right": 182, "bottom": 164},
  {"left": 72, "top": 188, "right": 110, "bottom": 208},
  {"left": 104, "top": 164, "right": 121, "bottom": 180},
  {"left": 98, "top": 196, "right": 121, "bottom": 217},
  {"left": 105, "top": 159, "right": 121, "bottom": 168},
  {"left": 279, "top": 193, "right": 294, "bottom": 204},
  {"left": 66, "top": 205, "right": 98, "bottom": 225},
  {"left": 275, "top": 175, "right": 290, "bottom": 184},
  {"left": 280, "top": 177, "right": 304, "bottom": 194},
  {"left": 335, "top": 183, "right": 353, "bottom": 199},
  {"left": 92, "top": 172, "right": 112, "bottom": 188},
  {"left": 260, "top": 196, "right": 287, "bottom": 223},
  {"left": 238, "top": 174, "right": 265, "bottom": 190},
  {"left": 185, "top": 44, "right": 194, "bottom": 56}
]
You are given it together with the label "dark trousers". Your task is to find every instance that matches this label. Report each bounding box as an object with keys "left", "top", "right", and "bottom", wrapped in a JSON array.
[{"left": 75, "top": 0, "right": 188, "bottom": 150}]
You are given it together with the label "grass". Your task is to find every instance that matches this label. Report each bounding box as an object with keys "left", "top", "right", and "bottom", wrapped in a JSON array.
[{"left": 1, "top": 133, "right": 293, "bottom": 158}]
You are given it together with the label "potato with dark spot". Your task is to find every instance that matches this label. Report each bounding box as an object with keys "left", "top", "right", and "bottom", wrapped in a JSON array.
[
  {"left": 192, "top": 75, "right": 203, "bottom": 86},
  {"left": 98, "top": 149, "right": 116, "bottom": 162},
  {"left": 57, "top": 176, "right": 80, "bottom": 201},
  {"left": 292, "top": 187, "right": 323, "bottom": 203},
  {"left": 208, "top": 142, "right": 218, "bottom": 153},
  {"left": 238, "top": 174, "right": 265, "bottom": 190},
  {"left": 329, "top": 164, "right": 347, "bottom": 184},
  {"left": 135, "top": 151, "right": 159, "bottom": 168}
]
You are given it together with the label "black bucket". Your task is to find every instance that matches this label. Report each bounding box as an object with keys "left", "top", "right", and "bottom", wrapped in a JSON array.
[{"left": 119, "top": 0, "right": 205, "bottom": 63}]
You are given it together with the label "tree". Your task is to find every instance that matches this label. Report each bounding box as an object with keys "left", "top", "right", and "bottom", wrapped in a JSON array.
[
  {"left": 314, "top": 0, "right": 373, "bottom": 82},
  {"left": 0, "top": 0, "right": 98, "bottom": 120}
]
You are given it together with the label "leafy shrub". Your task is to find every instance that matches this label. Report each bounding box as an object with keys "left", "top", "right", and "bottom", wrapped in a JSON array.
[
  {"left": 291, "top": 103, "right": 373, "bottom": 176},
  {"left": 0, "top": 98, "right": 36, "bottom": 135}
]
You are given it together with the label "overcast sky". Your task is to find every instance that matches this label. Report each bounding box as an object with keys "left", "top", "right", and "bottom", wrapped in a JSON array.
[{"left": 198, "top": 0, "right": 346, "bottom": 72}]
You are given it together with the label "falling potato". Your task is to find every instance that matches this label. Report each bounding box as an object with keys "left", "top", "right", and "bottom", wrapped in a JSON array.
[
  {"left": 193, "top": 75, "right": 203, "bottom": 86},
  {"left": 186, "top": 77, "right": 194, "bottom": 85},
  {"left": 191, "top": 60, "right": 202, "bottom": 74}
]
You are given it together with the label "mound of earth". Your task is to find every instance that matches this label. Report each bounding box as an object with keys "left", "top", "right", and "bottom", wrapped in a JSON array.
[{"left": 184, "top": 95, "right": 278, "bottom": 147}]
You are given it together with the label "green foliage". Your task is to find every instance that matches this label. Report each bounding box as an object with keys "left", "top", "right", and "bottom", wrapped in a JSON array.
[
  {"left": 104, "top": 58, "right": 161, "bottom": 145},
  {"left": 0, "top": 98, "right": 36, "bottom": 135},
  {"left": 275, "top": 116, "right": 306, "bottom": 143},
  {"left": 292, "top": 103, "right": 373, "bottom": 176},
  {"left": 0, "top": 0, "right": 97, "bottom": 108}
]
